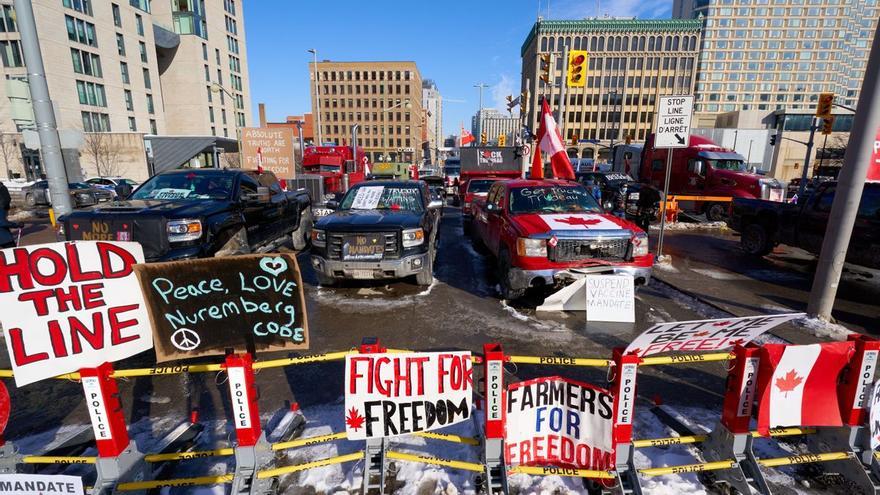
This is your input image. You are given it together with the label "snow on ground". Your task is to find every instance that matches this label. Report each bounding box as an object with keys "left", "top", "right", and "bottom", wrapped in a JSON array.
[
  {"left": 690, "top": 268, "right": 747, "bottom": 281},
  {"left": 649, "top": 280, "right": 730, "bottom": 320},
  {"left": 794, "top": 316, "right": 853, "bottom": 341}
]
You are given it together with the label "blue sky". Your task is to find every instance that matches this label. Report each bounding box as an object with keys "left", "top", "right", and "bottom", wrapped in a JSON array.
[{"left": 245, "top": 0, "right": 672, "bottom": 137}]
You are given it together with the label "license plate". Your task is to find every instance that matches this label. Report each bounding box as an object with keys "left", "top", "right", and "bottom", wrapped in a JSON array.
[
  {"left": 630, "top": 192, "right": 640, "bottom": 200},
  {"left": 313, "top": 208, "right": 334, "bottom": 217},
  {"left": 342, "top": 234, "right": 384, "bottom": 261},
  {"left": 71, "top": 221, "right": 132, "bottom": 241},
  {"left": 351, "top": 269, "right": 375, "bottom": 280}
]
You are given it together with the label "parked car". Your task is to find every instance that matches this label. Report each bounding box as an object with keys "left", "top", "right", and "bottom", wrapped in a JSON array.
[
  {"left": 59, "top": 169, "right": 312, "bottom": 262},
  {"left": 310, "top": 180, "right": 443, "bottom": 286},
  {"left": 23, "top": 181, "right": 99, "bottom": 208},
  {"left": 86, "top": 177, "right": 140, "bottom": 198},
  {"left": 729, "top": 181, "right": 880, "bottom": 269}
]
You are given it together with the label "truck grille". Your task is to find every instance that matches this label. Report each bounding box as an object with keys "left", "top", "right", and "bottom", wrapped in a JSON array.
[
  {"left": 328, "top": 232, "right": 399, "bottom": 260},
  {"left": 549, "top": 238, "right": 631, "bottom": 262}
]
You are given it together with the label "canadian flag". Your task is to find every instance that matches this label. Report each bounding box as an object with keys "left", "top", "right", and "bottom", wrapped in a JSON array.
[
  {"left": 756, "top": 341, "right": 854, "bottom": 435},
  {"left": 531, "top": 99, "right": 575, "bottom": 180},
  {"left": 460, "top": 127, "right": 475, "bottom": 147}
]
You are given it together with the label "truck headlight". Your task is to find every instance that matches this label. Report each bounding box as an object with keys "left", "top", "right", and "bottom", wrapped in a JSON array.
[
  {"left": 167, "top": 219, "right": 202, "bottom": 243},
  {"left": 311, "top": 229, "right": 326, "bottom": 247},
  {"left": 517, "top": 237, "right": 547, "bottom": 257},
  {"left": 632, "top": 232, "right": 649, "bottom": 257},
  {"left": 402, "top": 228, "right": 425, "bottom": 248}
]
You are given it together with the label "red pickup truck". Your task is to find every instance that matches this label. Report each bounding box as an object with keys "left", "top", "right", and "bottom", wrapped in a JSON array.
[{"left": 471, "top": 179, "right": 653, "bottom": 299}]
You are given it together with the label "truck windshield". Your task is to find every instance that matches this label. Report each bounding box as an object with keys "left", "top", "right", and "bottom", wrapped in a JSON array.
[
  {"left": 340, "top": 185, "right": 424, "bottom": 212},
  {"left": 467, "top": 179, "right": 496, "bottom": 194},
  {"left": 709, "top": 159, "right": 746, "bottom": 172},
  {"left": 509, "top": 186, "right": 602, "bottom": 214},
  {"left": 130, "top": 173, "right": 234, "bottom": 201},
  {"left": 444, "top": 166, "right": 460, "bottom": 176}
]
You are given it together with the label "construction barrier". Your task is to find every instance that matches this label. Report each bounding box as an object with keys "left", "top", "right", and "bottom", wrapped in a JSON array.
[
  {"left": 2, "top": 334, "right": 880, "bottom": 495},
  {"left": 663, "top": 195, "right": 734, "bottom": 223}
]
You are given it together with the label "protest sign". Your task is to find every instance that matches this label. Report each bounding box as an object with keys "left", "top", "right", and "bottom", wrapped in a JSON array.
[
  {"left": 241, "top": 127, "right": 296, "bottom": 179},
  {"left": 134, "top": 254, "right": 308, "bottom": 362},
  {"left": 505, "top": 376, "right": 614, "bottom": 470},
  {"left": 871, "top": 381, "right": 880, "bottom": 450},
  {"left": 0, "top": 241, "right": 152, "bottom": 387},
  {"left": 345, "top": 351, "right": 473, "bottom": 440},
  {"left": 624, "top": 313, "right": 804, "bottom": 358},
  {"left": 585, "top": 274, "right": 634, "bottom": 322},
  {"left": 0, "top": 474, "right": 83, "bottom": 495}
]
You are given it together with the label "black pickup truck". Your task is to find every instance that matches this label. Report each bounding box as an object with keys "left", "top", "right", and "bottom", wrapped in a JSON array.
[
  {"left": 309, "top": 180, "right": 443, "bottom": 286},
  {"left": 729, "top": 181, "right": 880, "bottom": 269},
  {"left": 59, "top": 169, "right": 312, "bottom": 262}
]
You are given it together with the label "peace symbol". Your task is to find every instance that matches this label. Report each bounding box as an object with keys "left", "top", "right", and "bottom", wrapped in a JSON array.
[{"left": 171, "top": 328, "right": 201, "bottom": 351}]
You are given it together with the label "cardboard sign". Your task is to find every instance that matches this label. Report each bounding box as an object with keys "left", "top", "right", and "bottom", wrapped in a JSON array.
[
  {"left": 871, "top": 380, "right": 880, "bottom": 450},
  {"left": 0, "top": 474, "right": 83, "bottom": 495},
  {"left": 345, "top": 352, "right": 473, "bottom": 440},
  {"left": 134, "top": 254, "right": 308, "bottom": 362},
  {"left": 624, "top": 313, "right": 804, "bottom": 358},
  {"left": 585, "top": 275, "right": 634, "bottom": 322},
  {"left": 0, "top": 241, "right": 153, "bottom": 387},
  {"left": 241, "top": 127, "right": 296, "bottom": 179},
  {"left": 505, "top": 376, "right": 614, "bottom": 470}
]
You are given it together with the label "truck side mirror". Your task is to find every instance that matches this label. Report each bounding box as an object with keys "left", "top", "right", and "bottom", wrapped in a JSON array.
[
  {"left": 244, "top": 186, "right": 271, "bottom": 204},
  {"left": 694, "top": 160, "right": 706, "bottom": 177},
  {"left": 326, "top": 200, "right": 339, "bottom": 210}
]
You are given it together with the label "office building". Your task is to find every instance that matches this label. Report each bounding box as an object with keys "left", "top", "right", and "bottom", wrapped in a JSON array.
[
  {"left": 309, "top": 60, "right": 423, "bottom": 164},
  {"left": 471, "top": 108, "right": 519, "bottom": 145},
  {"left": 421, "top": 79, "right": 442, "bottom": 163},
  {"left": 267, "top": 113, "right": 314, "bottom": 143},
  {"left": 520, "top": 18, "right": 701, "bottom": 161},
  {"left": 673, "top": 0, "right": 878, "bottom": 124}
]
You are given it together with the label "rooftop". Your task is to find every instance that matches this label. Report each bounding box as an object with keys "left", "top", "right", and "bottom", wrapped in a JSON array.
[{"left": 521, "top": 18, "right": 704, "bottom": 56}]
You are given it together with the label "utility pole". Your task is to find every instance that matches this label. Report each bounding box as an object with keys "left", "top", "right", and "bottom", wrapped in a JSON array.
[
  {"left": 796, "top": 117, "right": 819, "bottom": 198},
  {"left": 474, "top": 83, "right": 489, "bottom": 143},
  {"left": 308, "top": 49, "right": 323, "bottom": 146},
  {"left": 807, "top": 22, "right": 880, "bottom": 321},
  {"left": 14, "top": 0, "right": 72, "bottom": 217},
  {"left": 557, "top": 45, "right": 568, "bottom": 137}
]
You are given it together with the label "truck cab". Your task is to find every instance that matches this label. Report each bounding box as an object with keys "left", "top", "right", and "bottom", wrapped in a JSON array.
[
  {"left": 302, "top": 145, "right": 369, "bottom": 197},
  {"left": 458, "top": 147, "right": 522, "bottom": 225}
]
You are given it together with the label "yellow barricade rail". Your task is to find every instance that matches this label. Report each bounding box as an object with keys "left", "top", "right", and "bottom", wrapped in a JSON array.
[
  {"left": 256, "top": 451, "right": 364, "bottom": 479},
  {"left": 757, "top": 451, "right": 851, "bottom": 468},
  {"left": 144, "top": 448, "right": 235, "bottom": 463},
  {"left": 386, "top": 450, "right": 485, "bottom": 473},
  {"left": 507, "top": 355, "right": 611, "bottom": 367},
  {"left": 271, "top": 432, "right": 348, "bottom": 451},
  {"left": 668, "top": 195, "right": 734, "bottom": 203},
  {"left": 117, "top": 474, "right": 235, "bottom": 491},
  {"left": 631, "top": 427, "right": 815, "bottom": 449},
  {"left": 640, "top": 459, "right": 736, "bottom": 477},
  {"left": 508, "top": 465, "right": 616, "bottom": 479},
  {"left": 412, "top": 431, "right": 480, "bottom": 446},
  {"left": 639, "top": 352, "right": 732, "bottom": 366},
  {"left": 22, "top": 455, "right": 97, "bottom": 464}
]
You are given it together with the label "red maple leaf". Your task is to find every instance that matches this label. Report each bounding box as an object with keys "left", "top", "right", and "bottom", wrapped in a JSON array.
[
  {"left": 554, "top": 216, "right": 602, "bottom": 227},
  {"left": 629, "top": 348, "right": 642, "bottom": 356},
  {"left": 694, "top": 331, "right": 710, "bottom": 337},
  {"left": 774, "top": 369, "right": 804, "bottom": 397},
  {"left": 346, "top": 407, "right": 366, "bottom": 431},
  {"left": 713, "top": 321, "right": 731, "bottom": 327}
]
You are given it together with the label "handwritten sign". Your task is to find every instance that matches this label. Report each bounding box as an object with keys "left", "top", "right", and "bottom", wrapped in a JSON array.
[
  {"left": 134, "top": 254, "right": 308, "bottom": 362},
  {"left": 585, "top": 275, "right": 634, "bottom": 322},
  {"left": 871, "top": 380, "right": 880, "bottom": 450},
  {"left": 241, "top": 127, "right": 296, "bottom": 179},
  {"left": 0, "top": 474, "right": 83, "bottom": 495},
  {"left": 624, "top": 313, "right": 804, "bottom": 358},
  {"left": 505, "top": 376, "right": 614, "bottom": 470},
  {"left": 345, "top": 352, "right": 473, "bottom": 440},
  {"left": 350, "top": 186, "right": 384, "bottom": 210},
  {"left": 0, "top": 241, "right": 153, "bottom": 387}
]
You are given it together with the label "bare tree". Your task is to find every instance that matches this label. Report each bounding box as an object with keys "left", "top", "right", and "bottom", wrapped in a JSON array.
[
  {"left": 0, "top": 133, "right": 21, "bottom": 179},
  {"left": 82, "top": 132, "right": 121, "bottom": 177},
  {"left": 222, "top": 151, "right": 241, "bottom": 168}
]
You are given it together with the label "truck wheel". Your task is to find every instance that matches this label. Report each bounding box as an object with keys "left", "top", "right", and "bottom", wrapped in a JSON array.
[
  {"left": 741, "top": 223, "right": 773, "bottom": 256},
  {"left": 315, "top": 271, "right": 336, "bottom": 287},
  {"left": 498, "top": 249, "right": 525, "bottom": 300},
  {"left": 292, "top": 207, "right": 313, "bottom": 251},
  {"left": 706, "top": 202, "right": 728, "bottom": 222},
  {"left": 415, "top": 252, "right": 434, "bottom": 286}
]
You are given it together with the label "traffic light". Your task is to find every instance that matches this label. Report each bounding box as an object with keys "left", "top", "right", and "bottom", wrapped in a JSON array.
[
  {"left": 519, "top": 91, "right": 528, "bottom": 116},
  {"left": 539, "top": 54, "right": 551, "bottom": 85},
  {"left": 498, "top": 134, "right": 506, "bottom": 146},
  {"left": 769, "top": 134, "right": 777, "bottom": 146},
  {"left": 816, "top": 92, "right": 834, "bottom": 117},
  {"left": 480, "top": 132, "right": 487, "bottom": 145},
  {"left": 567, "top": 50, "right": 588, "bottom": 88},
  {"left": 822, "top": 116, "right": 835, "bottom": 135}
]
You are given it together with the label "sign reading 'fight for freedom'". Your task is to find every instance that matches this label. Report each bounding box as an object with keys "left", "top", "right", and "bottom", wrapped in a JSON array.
[
  {"left": 345, "top": 352, "right": 473, "bottom": 440},
  {"left": 0, "top": 242, "right": 153, "bottom": 387},
  {"left": 624, "top": 313, "right": 804, "bottom": 358}
]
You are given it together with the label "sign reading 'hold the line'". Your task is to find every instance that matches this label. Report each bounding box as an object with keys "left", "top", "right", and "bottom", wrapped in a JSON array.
[{"left": 134, "top": 254, "right": 309, "bottom": 362}]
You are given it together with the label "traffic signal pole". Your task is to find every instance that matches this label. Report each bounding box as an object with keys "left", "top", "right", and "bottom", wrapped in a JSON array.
[
  {"left": 14, "top": 0, "right": 72, "bottom": 217},
  {"left": 807, "top": 22, "right": 880, "bottom": 321},
  {"left": 796, "top": 118, "right": 818, "bottom": 199},
  {"left": 557, "top": 45, "right": 568, "bottom": 137}
]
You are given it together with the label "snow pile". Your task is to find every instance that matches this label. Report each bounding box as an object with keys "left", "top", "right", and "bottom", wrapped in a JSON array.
[{"left": 794, "top": 316, "right": 852, "bottom": 341}]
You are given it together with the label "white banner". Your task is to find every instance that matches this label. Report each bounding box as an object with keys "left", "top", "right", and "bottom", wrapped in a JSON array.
[
  {"left": 505, "top": 376, "right": 614, "bottom": 470},
  {"left": 0, "top": 474, "right": 83, "bottom": 495},
  {"left": 624, "top": 313, "right": 804, "bottom": 358},
  {"left": 0, "top": 241, "right": 153, "bottom": 386},
  {"left": 345, "top": 352, "right": 472, "bottom": 440}
]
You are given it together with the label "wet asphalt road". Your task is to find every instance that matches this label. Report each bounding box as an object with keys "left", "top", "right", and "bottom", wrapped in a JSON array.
[{"left": 4, "top": 205, "right": 731, "bottom": 445}]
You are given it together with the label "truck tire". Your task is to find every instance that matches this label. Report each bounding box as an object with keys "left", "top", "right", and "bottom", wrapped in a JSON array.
[
  {"left": 741, "top": 223, "right": 773, "bottom": 256},
  {"left": 498, "top": 249, "right": 525, "bottom": 300},
  {"left": 315, "top": 270, "right": 336, "bottom": 287},
  {"left": 705, "top": 202, "right": 728, "bottom": 222},
  {"left": 292, "top": 207, "right": 313, "bottom": 252},
  {"left": 415, "top": 252, "right": 434, "bottom": 286}
]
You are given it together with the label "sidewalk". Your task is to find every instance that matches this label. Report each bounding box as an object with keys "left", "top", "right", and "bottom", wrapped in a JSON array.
[{"left": 650, "top": 226, "right": 879, "bottom": 343}]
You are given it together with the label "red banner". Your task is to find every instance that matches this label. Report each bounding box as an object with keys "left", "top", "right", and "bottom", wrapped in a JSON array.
[{"left": 868, "top": 126, "right": 880, "bottom": 182}]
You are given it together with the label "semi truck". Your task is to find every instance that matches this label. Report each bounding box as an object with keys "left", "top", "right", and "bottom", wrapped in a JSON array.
[{"left": 458, "top": 147, "right": 522, "bottom": 226}]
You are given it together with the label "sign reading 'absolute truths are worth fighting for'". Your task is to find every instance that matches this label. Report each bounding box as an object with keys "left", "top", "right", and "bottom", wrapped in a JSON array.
[
  {"left": 505, "top": 376, "right": 614, "bottom": 470},
  {"left": 623, "top": 313, "right": 804, "bottom": 358},
  {"left": 0, "top": 242, "right": 153, "bottom": 387},
  {"left": 134, "top": 254, "right": 308, "bottom": 362},
  {"left": 345, "top": 352, "right": 473, "bottom": 440}
]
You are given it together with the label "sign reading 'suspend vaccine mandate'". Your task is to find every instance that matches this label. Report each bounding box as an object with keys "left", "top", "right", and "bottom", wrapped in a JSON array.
[
  {"left": 345, "top": 352, "right": 473, "bottom": 440},
  {"left": 0, "top": 473, "right": 83, "bottom": 495}
]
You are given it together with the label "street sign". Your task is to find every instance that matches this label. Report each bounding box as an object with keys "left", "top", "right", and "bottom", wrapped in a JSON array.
[{"left": 655, "top": 95, "right": 694, "bottom": 149}]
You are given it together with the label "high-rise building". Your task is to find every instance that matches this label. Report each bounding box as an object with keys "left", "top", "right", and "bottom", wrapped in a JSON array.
[
  {"left": 421, "top": 79, "right": 442, "bottom": 163},
  {"left": 0, "top": 0, "right": 252, "bottom": 181},
  {"left": 309, "top": 61, "right": 423, "bottom": 164},
  {"left": 673, "top": 0, "right": 878, "bottom": 124},
  {"left": 471, "top": 108, "right": 519, "bottom": 145},
  {"left": 520, "top": 18, "right": 701, "bottom": 161}
]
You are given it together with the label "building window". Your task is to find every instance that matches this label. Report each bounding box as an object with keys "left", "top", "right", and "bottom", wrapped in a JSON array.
[
  {"left": 129, "top": 0, "right": 150, "bottom": 13},
  {"left": 146, "top": 94, "right": 154, "bottom": 114},
  {"left": 116, "top": 33, "right": 125, "bottom": 55},
  {"left": 206, "top": 85, "right": 212, "bottom": 102},
  {"left": 172, "top": 0, "right": 207, "bottom": 38},
  {"left": 225, "top": 15, "right": 237, "bottom": 34},
  {"left": 202, "top": 43, "right": 208, "bottom": 61},
  {"left": 70, "top": 48, "right": 102, "bottom": 77},
  {"left": 62, "top": 0, "right": 93, "bottom": 16},
  {"left": 227, "top": 35, "right": 239, "bottom": 54},
  {"left": 139, "top": 41, "right": 147, "bottom": 63},
  {"left": 128, "top": 116, "right": 137, "bottom": 131},
  {"left": 120, "top": 61, "right": 129, "bottom": 83},
  {"left": 0, "top": 4, "right": 17, "bottom": 32},
  {"left": 112, "top": 4, "right": 121, "bottom": 27},
  {"left": 76, "top": 80, "right": 106, "bottom": 107},
  {"left": 228, "top": 55, "right": 240, "bottom": 73},
  {"left": 209, "top": 107, "right": 214, "bottom": 123},
  {"left": 149, "top": 119, "right": 157, "bottom": 134},
  {"left": 215, "top": 48, "right": 220, "bottom": 65},
  {"left": 143, "top": 68, "right": 151, "bottom": 89},
  {"left": 204, "top": 64, "right": 210, "bottom": 81},
  {"left": 0, "top": 40, "right": 24, "bottom": 67},
  {"left": 217, "top": 68, "right": 222, "bottom": 85},
  {"left": 81, "top": 111, "right": 111, "bottom": 132},
  {"left": 124, "top": 89, "right": 133, "bottom": 111},
  {"left": 135, "top": 14, "right": 144, "bottom": 36},
  {"left": 224, "top": 0, "right": 236, "bottom": 15},
  {"left": 65, "top": 15, "right": 97, "bottom": 47}
]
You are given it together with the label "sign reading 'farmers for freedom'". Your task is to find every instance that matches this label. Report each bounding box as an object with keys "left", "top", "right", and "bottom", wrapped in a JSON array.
[
  {"left": 134, "top": 254, "right": 308, "bottom": 362},
  {"left": 345, "top": 352, "right": 473, "bottom": 440},
  {"left": 624, "top": 313, "right": 804, "bottom": 357},
  {"left": 241, "top": 127, "right": 296, "bottom": 180},
  {"left": 505, "top": 376, "right": 614, "bottom": 470},
  {"left": 0, "top": 241, "right": 152, "bottom": 387}
]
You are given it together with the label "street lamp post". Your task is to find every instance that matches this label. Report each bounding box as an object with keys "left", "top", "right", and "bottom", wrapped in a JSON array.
[
  {"left": 211, "top": 82, "right": 241, "bottom": 166},
  {"left": 308, "top": 49, "right": 323, "bottom": 146},
  {"left": 382, "top": 99, "right": 411, "bottom": 162}
]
